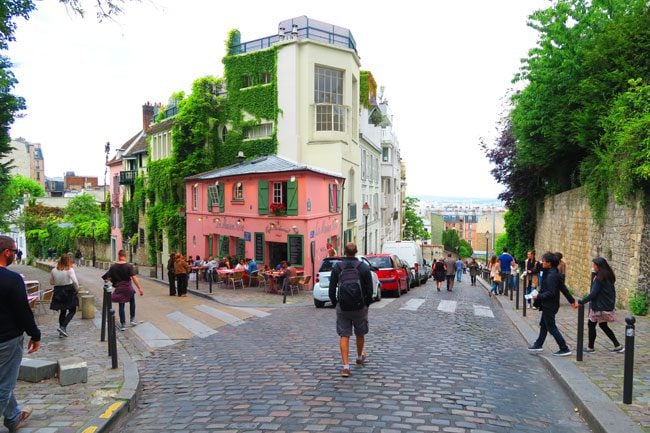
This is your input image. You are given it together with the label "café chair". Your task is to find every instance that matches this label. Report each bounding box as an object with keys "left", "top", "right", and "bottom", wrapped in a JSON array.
[
  {"left": 297, "top": 275, "right": 312, "bottom": 291},
  {"left": 248, "top": 270, "right": 260, "bottom": 287},
  {"left": 229, "top": 271, "right": 245, "bottom": 290}
]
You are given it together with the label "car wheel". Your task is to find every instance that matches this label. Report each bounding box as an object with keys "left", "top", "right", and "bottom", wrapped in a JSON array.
[
  {"left": 395, "top": 281, "right": 401, "bottom": 297},
  {"left": 314, "top": 299, "right": 326, "bottom": 308},
  {"left": 375, "top": 284, "right": 382, "bottom": 302},
  {"left": 415, "top": 273, "right": 421, "bottom": 287}
]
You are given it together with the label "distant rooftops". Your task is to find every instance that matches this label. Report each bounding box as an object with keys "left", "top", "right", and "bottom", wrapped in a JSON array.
[{"left": 229, "top": 16, "right": 357, "bottom": 56}]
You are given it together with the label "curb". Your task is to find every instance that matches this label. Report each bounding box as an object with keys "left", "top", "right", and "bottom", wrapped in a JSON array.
[
  {"left": 479, "top": 278, "right": 643, "bottom": 433},
  {"left": 76, "top": 328, "right": 141, "bottom": 433}
]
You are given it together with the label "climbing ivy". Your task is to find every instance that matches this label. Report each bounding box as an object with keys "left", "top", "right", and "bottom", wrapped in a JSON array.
[{"left": 360, "top": 71, "right": 377, "bottom": 109}]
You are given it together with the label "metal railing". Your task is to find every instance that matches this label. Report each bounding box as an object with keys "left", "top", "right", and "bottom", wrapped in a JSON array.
[{"left": 119, "top": 170, "right": 136, "bottom": 185}]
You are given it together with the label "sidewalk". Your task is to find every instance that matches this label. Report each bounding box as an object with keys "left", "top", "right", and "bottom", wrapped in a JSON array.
[
  {"left": 7, "top": 264, "right": 140, "bottom": 433},
  {"left": 479, "top": 277, "right": 649, "bottom": 433}
]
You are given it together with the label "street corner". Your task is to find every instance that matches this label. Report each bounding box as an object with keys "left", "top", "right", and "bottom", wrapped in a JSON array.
[{"left": 77, "top": 399, "right": 130, "bottom": 433}]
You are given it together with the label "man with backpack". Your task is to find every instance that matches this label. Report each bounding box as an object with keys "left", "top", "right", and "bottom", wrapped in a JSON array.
[{"left": 328, "top": 242, "right": 374, "bottom": 378}]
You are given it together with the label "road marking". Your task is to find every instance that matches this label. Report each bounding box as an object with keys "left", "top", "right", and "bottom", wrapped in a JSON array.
[
  {"left": 473, "top": 304, "right": 495, "bottom": 318},
  {"left": 401, "top": 298, "right": 426, "bottom": 311},
  {"left": 132, "top": 322, "right": 174, "bottom": 348},
  {"left": 167, "top": 311, "right": 217, "bottom": 338},
  {"left": 194, "top": 304, "right": 244, "bottom": 326},
  {"left": 98, "top": 401, "right": 124, "bottom": 419},
  {"left": 437, "top": 300, "right": 457, "bottom": 313},
  {"left": 370, "top": 298, "right": 396, "bottom": 309},
  {"left": 230, "top": 306, "right": 271, "bottom": 317}
]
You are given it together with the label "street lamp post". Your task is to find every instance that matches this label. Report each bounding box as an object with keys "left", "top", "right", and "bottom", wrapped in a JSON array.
[
  {"left": 362, "top": 202, "right": 370, "bottom": 255},
  {"left": 485, "top": 230, "right": 490, "bottom": 265},
  {"left": 91, "top": 222, "right": 96, "bottom": 268}
]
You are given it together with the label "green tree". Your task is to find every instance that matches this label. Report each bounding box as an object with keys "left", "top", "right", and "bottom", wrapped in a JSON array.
[
  {"left": 442, "top": 229, "right": 460, "bottom": 253},
  {"left": 0, "top": 175, "right": 45, "bottom": 231},
  {"left": 64, "top": 193, "right": 109, "bottom": 242},
  {"left": 402, "top": 197, "right": 429, "bottom": 241}
]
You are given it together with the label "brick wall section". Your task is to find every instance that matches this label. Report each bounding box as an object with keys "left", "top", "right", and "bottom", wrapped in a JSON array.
[{"left": 535, "top": 187, "right": 644, "bottom": 306}]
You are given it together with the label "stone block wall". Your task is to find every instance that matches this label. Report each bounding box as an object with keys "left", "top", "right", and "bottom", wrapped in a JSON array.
[{"left": 535, "top": 187, "right": 645, "bottom": 306}]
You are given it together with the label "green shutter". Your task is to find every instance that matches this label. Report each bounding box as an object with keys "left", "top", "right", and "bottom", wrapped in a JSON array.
[
  {"left": 218, "top": 184, "right": 225, "bottom": 212},
  {"left": 258, "top": 180, "right": 269, "bottom": 215},
  {"left": 336, "top": 185, "right": 342, "bottom": 212},
  {"left": 287, "top": 181, "right": 298, "bottom": 216},
  {"left": 329, "top": 184, "right": 333, "bottom": 212},
  {"left": 208, "top": 234, "right": 213, "bottom": 256},
  {"left": 207, "top": 189, "right": 213, "bottom": 211},
  {"left": 219, "top": 235, "right": 229, "bottom": 257}
]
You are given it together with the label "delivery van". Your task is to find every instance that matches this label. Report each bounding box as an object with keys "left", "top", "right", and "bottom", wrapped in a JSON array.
[{"left": 381, "top": 241, "right": 427, "bottom": 286}]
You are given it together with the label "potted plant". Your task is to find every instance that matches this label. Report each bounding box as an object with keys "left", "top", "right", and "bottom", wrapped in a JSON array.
[{"left": 270, "top": 203, "right": 286, "bottom": 216}]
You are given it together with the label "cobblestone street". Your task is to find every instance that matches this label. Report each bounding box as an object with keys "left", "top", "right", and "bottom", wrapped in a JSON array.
[{"left": 118, "top": 277, "right": 591, "bottom": 433}]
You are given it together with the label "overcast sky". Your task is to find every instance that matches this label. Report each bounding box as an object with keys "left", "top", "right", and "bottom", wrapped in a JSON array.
[{"left": 8, "top": 0, "right": 550, "bottom": 199}]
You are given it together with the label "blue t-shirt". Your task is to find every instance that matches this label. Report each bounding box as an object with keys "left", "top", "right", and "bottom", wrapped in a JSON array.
[
  {"left": 498, "top": 253, "right": 513, "bottom": 272},
  {"left": 247, "top": 260, "right": 258, "bottom": 273},
  {"left": 455, "top": 260, "right": 463, "bottom": 270}
]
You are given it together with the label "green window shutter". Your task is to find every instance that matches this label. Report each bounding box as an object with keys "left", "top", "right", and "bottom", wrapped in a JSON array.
[
  {"left": 287, "top": 181, "right": 298, "bottom": 216},
  {"left": 336, "top": 185, "right": 342, "bottom": 212},
  {"left": 207, "top": 190, "right": 213, "bottom": 212},
  {"left": 254, "top": 232, "right": 265, "bottom": 262},
  {"left": 258, "top": 180, "right": 269, "bottom": 215},
  {"left": 208, "top": 234, "right": 213, "bottom": 256},
  {"left": 220, "top": 235, "right": 229, "bottom": 257},
  {"left": 218, "top": 185, "right": 225, "bottom": 212},
  {"left": 329, "top": 184, "right": 333, "bottom": 212}
]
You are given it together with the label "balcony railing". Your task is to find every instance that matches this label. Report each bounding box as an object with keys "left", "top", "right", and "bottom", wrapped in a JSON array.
[
  {"left": 119, "top": 170, "right": 136, "bottom": 185},
  {"left": 348, "top": 202, "right": 357, "bottom": 221}
]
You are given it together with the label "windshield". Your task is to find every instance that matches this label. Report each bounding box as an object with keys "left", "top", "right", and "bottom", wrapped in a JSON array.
[
  {"left": 318, "top": 259, "right": 341, "bottom": 272},
  {"left": 365, "top": 256, "right": 392, "bottom": 269}
]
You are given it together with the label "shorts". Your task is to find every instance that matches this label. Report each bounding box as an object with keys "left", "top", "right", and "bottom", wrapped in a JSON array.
[{"left": 336, "top": 304, "right": 369, "bottom": 337}]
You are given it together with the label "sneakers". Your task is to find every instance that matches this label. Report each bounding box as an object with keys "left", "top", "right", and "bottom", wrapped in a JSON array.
[
  {"left": 528, "top": 345, "right": 544, "bottom": 353},
  {"left": 340, "top": 368, "right": 350, "bottom": 377},
  {"left": 610, "top": 346, "right": 625, "bottom": 353},
  {"left": 356, "top": 353, "right": 367, "bottom": 365},
  {"left": 584, "top": 347, "right": 595, "bottom": 353},
  {"left": 130, "top": 319, "right": 138, "bottom": 327},
  {"left": 553, "top": 348, "right": 572, "bottom": 357},
  {"left": 6, "top": 407, "right": 32, "bottom": 432},
  {"left": 120, "top": 324, "right": 126, "bottom": 331},
  {"left": 57, "top": 326, "right": 68, "bottom": 337}
]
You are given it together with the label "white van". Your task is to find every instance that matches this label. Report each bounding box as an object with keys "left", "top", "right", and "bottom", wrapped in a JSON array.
[{"left": 382, "top": 241, "right": 426, "bottom": 286}]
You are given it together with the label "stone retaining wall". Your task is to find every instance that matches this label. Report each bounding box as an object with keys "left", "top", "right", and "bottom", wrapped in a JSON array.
[{"left": 535, "top": 187, "right": 646, "bottom": 306}]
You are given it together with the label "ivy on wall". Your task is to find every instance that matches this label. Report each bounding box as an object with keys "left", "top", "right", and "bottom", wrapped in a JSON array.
[{"left": 360, "top": 70, "right": 377, "bottom": 110}]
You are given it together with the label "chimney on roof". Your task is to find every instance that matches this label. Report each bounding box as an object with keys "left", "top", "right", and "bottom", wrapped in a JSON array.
[{"left": 142, "top": 102, "right": 154, "bottom": 132}]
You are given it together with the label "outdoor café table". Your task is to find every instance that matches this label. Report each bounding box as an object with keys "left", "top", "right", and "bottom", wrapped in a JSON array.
[
  {"left": 264, "top": 271, "right": 286, "bottom": 293},
  {"left": 190, "top": 266, "right": 205, "bottom": 290},
  {"left": 217, "top": 268, "right": 234, "bottom": 287}
]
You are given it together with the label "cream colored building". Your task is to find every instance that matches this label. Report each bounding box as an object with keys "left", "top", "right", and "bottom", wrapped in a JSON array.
[{"left": 2, "top": 137, "right": 45, "bottom": 187}]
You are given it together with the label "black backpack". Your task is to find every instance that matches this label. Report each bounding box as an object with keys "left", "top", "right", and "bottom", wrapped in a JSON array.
[{"left": 336, "top": 260, "right": 364, "bottom": 311}]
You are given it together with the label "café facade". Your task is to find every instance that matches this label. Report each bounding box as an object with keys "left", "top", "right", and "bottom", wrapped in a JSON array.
[{"left": 185, "top": 155, "right": 344, "bottom": 278}]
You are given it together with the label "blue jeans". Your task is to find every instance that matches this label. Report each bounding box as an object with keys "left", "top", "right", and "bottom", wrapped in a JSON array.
[
  {"left": 0, "top": 336, "right": 24, "bottom": 428},
  {"left": 118, "top": 293, "right": 136, "bottom": 325},
  {"left": 534, "top": 310, "right": 569, "bottom": 350},
  {"left": 456, "top": 269, "right": 462, "bottom": 282}
]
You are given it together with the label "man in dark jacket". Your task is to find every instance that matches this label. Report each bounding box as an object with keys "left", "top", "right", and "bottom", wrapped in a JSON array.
[
  {"left": 528, "top": 252, "right": 577, "bottom": 356},
  {"left": 0, "top": 235, "right": 41, "bottom": 432},
  {"left": 329, "top": 242, "right": 373, "bottom": 378},
  {"left": 167, "top": 253, "right": 176, "bottom": 296}
]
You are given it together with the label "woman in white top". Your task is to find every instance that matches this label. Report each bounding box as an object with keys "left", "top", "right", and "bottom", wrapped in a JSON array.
[{"left": 49, "top": 253, "right": 79, "bottom": 337}]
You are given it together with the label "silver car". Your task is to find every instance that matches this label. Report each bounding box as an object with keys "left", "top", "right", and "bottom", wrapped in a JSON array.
[{"left": 313, "top": 256, "right": 382, "bottom": 308}]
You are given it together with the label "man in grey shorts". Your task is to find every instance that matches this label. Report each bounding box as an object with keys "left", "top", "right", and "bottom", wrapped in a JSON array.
[{"left": 328, "top": 242, "right": 373, "bottom": 377}]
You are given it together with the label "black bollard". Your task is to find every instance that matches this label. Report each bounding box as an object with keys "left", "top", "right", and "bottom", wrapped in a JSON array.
[
  {"left": 208, "top": 272, "right": 213, "bottom": 293},
  {"left": 576, "top": 303, "right": 585, "bottom": 362},
  {"left": 623, "top": 316, "right": 636, "bottom": 404},
  {"left": 523, "top": 291, "right": 527, "bottom": 317},
  {"left": 509, "top": 276, "right": 513, "bottom": 301},
  {"left": 108, "top": 309, "right": 118, "bottom": 368},
  {"left": 515, "top": 276, "right": 520, "bottom": 310},
  {"left": 101, "top": 283, "right": 110, "bottom": 342}
]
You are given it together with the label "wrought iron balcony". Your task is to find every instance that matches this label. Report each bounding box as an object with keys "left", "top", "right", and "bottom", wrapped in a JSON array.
[{"left": 119, "top": 170, "right": 136, "bottom": 185}]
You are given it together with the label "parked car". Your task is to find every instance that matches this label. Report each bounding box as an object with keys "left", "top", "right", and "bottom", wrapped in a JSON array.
[
  {"left": 422, "top": 260, "right": 432, "bottom": 280},
  {"left": 313, "top": 256, "right": 381, "bottom": 308},
  {"left": 362, "top": 254, "right": 409, "bottom": 297},
  {"left": 382, "top": 241, "right": 427, "bottom": 285},
  {"left": 402, "top": 259, "right": 418, "bottom": 288}
]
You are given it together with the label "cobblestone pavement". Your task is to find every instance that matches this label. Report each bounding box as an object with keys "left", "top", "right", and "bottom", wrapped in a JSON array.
[
  {"left": 6, "top": 264, "right": 126, "bottom": 433},
  {"left": 487, "top": 280, "right": 649, "bottom": 432},
  {"left": 118, "top": 277, "right": 591, "bottom": 433}
]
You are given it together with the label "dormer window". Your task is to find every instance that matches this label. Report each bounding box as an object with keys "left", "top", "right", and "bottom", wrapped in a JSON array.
[{"left": 233, "top": 182, "right": 243, "bottom": 201}]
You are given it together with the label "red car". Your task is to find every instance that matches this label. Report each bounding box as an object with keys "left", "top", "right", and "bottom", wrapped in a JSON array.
[{"left": 362, "top": 254, "right": 409, "bottom": 297}]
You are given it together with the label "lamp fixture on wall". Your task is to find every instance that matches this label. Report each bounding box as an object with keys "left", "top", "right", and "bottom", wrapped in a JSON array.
[
  {"left": 215, "top": 180, "right": 220, "bottom": 186},
  {"left": 292, "top": 225, "right": 298, "bottom": 234},
  {"left": 269, "top": 222, "right": 276, "bottom": 229},
  {"left": 214, "top": 217, "right": 221, "bottom": 223},
  {"left": 193, "top": 183, "right": 199, "bottom": 188},
  {"left": 237, "top": 218, "right": 242, "bottom": 225},
  {"left": 290, "top": 175, "right": 296, "bottom": 182}
]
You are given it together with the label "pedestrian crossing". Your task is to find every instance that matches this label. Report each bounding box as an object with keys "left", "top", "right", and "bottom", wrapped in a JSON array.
[{"left": 371, "top": 298, "right": 497, "bottom": 319}]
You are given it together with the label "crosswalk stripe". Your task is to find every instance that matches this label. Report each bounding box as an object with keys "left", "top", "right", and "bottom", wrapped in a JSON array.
[
  {"left": 437, "top": 300, "right": 458, "bottom": 313},
  {"left": 167, "top": 311, "right": 218, "bottom": 338},
  {"left": 230, "top": 306, "right": 271, "bottom": 318},
  {"left": 370, "top": 298, "right": 396, "bottom": 309},
  {"left": 401, "top": 299, "right": 426, "bottom": 311},
  {"left": 132, "top": 322, "right": 174, "bottom": 348},
  {"left": 194, "top": 304, "right": 244, "bottom": 326},
  {"left": 473, "top": 304, "right": 495, "bottom": 318}
]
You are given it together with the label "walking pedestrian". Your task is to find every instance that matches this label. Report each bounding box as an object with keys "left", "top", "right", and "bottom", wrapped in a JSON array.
[
  {"left": 49, "top": 254, "right": 80, "bottom": 337},
  {"left": 444, "top": 254, "right": 456, "bottom": 291},
  {"left": 556, "top": 252, "right": 566, "bottom": 275},
  {"left": 15, "top": 249, "right": 22, "bottom": 265},
  {"left": 510, "top": 258, "right": 519, "bottom": 291},
  {"left": 329, "top": 242, "right": 373, "bottom": 378},
  {"left": 0, "top": 235, "right": 40, "bottom": 432},
  {"left": 167, "top": 253, "right": 176, "bottom": 296},
  {"left": 468, "top": 258, "right": 479, "bottom": 286},
  {"left": 455, "top": 257, "right": 463, "bottom": 282},
  {"left": 579, "top": 257, "right": 624, "bottom": 353},
  {"left": 498, "top": 248, "right": 514, "bottom": 295},
  {"left": 433, "top": 259, "right": 446, "bottom": 291},
  {"left": 74, "top": 248, "right": 83, "bottom": 267},
  {"left": 528, "top": 252, "right": 578, "bottom": 356},
  {"left": 102, "top": 249, "right": 144, "bottom": 331},
  {"left": 174, "top": 253, "right": 191, "bottom": 297},
  {"left": 489, "top": 255, "right": 500, "bottom": 297},
  {"left": 525, "top": 250, "right": 541, "bottom": 307}
]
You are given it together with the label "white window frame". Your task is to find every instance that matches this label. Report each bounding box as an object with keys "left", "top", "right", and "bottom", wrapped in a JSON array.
[
  {"left": 244, "top": 123, "right": 273, "bottom": 140},
  {"left": 233, "top": 182, "right": 243, "bottom": 201},
  {"left": 272, "top": 182, "right": 283, "bottom": 204},
  {"left": 207, "top": 185, "right": 220, "bottom": 208},
  {"left": 314, "top": 66, "right": 346, "bottom": 132},
  {"left": 192, "top": 185, "right": 199, "bottom": 210}
]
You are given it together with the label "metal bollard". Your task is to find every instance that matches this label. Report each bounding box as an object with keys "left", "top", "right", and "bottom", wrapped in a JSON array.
[
  {"left": 523, "top": 291, "right": 527, "bottom": 317},
  {"left": 100, "top": 283, "right": 111, "bottom": 342},
  {"left": 515, "top": 276, "right": 520, "bottom": 310},
  {"left": 195, "top": 270, "right": 200, "bottom": 291},
  {"left": 509, "top": 277, "right": 513, "bottom": 301},
  {"left": 623, "top": 316, "right": 636, "bottom": 404},
  {"left": 108, "top": 309, "right": 118, "bottom": 369},
  {"left": 208, "top": 272, "right": 213, "bottom": 293},
  {"left": 576, "top": 303, "right": 585, "bottom": 362}
]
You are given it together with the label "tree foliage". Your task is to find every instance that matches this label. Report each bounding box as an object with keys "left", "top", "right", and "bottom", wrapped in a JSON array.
[
  {"left": 0, "top": 175, "right": 44, "bottom": 231},
  {"left": 402, "top": 197, "right": 429, "bottom": 241}
]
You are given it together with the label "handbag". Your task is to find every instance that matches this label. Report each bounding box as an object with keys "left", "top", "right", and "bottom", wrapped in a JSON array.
[{"left": 493, "top": 274, "right": 501, "bottom": 283}]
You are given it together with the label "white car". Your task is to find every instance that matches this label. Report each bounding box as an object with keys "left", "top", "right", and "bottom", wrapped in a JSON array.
[{"left": 313, "top": 256, "right": 382, "bottom": 308}]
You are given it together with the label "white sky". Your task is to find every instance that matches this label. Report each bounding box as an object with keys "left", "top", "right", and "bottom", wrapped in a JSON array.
[{"left": 8, "top": 0, "right": 550, "bottom": 199}]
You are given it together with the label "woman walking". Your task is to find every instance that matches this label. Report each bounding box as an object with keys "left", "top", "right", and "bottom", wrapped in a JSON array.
[
  {"left": 433, "top": 258, "right": 446, "bottom": 291},
  {"left": 489, "top": 255, "right": 500, "bottom": 297},
  {"left": 468, "top": 258, "right": 479, "bottom": 286},
  {"left": 103, "top": 249, "right": 144, "bottom": 331},
  {"left": 174, "top": 253, "right": 191, "bottom": 297},
  {"left": 49, "top": 254, "right": 80, "bottom": 337},
  {"left": 579, "top": 257, "right": 624, "bottom": 353}
]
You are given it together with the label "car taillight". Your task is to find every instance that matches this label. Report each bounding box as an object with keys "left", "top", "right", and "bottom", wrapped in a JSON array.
[
  {"left": 315, "top": 275, "right": 320, "bottom": 283},
  {"left": 415, "top": 263, "right": 419, "bottom": 274}
]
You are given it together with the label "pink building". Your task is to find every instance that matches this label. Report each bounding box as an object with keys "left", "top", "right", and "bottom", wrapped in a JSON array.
[{"left": 185, "top": 155, "right": 344, "bottom": 277}]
